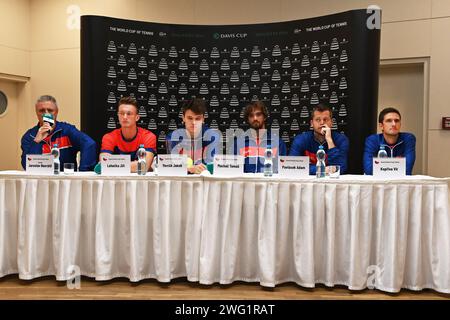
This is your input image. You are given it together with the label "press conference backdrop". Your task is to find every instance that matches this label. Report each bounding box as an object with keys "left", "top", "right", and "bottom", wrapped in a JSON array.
[{"left": 81, "top": 9, "right": 380, "bottom": 173}]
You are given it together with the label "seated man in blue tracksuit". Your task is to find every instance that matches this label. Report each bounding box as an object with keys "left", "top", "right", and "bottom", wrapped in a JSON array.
[
  {"left": 233, "top": 100, "right": 287, "bottom": 173},
  {"left": 21, "top": 95, "right": 97, "bottom": 171},
  {"left": 166, "top": 98, "right": 221, "bottom": 174},
  {"left": 363, "top": 107, "right": 416, "bottom": 175},
  {"left": 289, "top": 103, "right": 349, "bottom": 175}
]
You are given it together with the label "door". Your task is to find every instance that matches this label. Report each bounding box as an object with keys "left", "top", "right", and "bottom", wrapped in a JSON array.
[
  {"left": 0, "top": 80, "right": 20, "bottom": 170},
  {"left": 379, "top": 62, "right": 425, "bottom": 175}
]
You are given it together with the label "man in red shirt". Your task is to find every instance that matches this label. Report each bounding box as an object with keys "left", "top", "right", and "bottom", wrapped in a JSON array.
[{"left": 100, "top": 96, "right": 156, "bottom": 172}]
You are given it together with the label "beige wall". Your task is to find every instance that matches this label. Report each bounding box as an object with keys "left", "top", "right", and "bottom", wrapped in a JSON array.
[
  {"left": 0, "top": 0, "right": 30, "bottom": 77},
  {"left": 0, "top": 0, "right": 30, "bottom": 169},
  {"left": 1, "top": 0, "right": 450, "bottom": 176}
]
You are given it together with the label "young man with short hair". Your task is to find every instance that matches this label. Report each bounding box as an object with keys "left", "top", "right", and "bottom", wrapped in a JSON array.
[
  {"left": 289, "top": 103, "right": 349, "bottom": 175},
  {"left": 363, "top": 107, "right": 416, "bottom": 175},
  {"left": 100, "top": 96, "right": 156, "bottom": 172},
  {"left": 166, "top": 98, "right": 221, "bottom": 174}
]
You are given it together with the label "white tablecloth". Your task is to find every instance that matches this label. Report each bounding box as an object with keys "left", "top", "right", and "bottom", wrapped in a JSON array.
[
  {"left": 0, "top": 172, "right": 203, "bottom": 282},
  {"left": 1, "top": 171, "right": 449, "bottom": 293}
]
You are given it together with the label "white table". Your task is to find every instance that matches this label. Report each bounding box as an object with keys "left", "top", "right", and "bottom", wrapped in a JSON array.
[{"left": 1, "top": 171, "right": 449, "bottom": 293}]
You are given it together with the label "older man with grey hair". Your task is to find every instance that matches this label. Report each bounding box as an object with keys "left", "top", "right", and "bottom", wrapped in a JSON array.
[{"left": 20, "top": 95, "right": 97, "bottom": 171}]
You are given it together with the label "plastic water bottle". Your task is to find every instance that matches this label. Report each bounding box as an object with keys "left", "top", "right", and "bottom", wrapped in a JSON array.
[
  {"left": 51, "top": 143, "right": 60, "bottom": 175},
  {"left": 316, "top": 145, "right": 326, "bottom": 178},
  {"left": 151, "top": 155, "right": 158, "bottom": 173},
  {"left": 137, "top": 144, "right": 147, "bottom": 175},
  {"left": 263, "top": 145, "right": 273, "bottom": 177},
  {"left": 377, "top": 145, "right": 388, "bottom": 158}
]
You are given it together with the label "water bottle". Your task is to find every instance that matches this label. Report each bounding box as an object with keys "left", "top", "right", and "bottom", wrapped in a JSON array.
[
  {"left": 137, "top": 144, "right": 147, "bottom": 175},
  {"left": 151, "top": 155, "right": 158, "bottom": 173},
  {"left": 316, "top": 145, "right": 326, "bottom": 178},
  {"left": 377, "top": 145, "right": 388, "bottom": 158},
  {"left": 263, "top": 145, "right": 273, "bottom": 177},
  {"left": 51, "top": 143, "right": 60, "bottom": 175}
]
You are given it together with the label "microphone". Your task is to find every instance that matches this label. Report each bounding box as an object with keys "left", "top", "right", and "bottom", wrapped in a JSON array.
[{"left": 42, "top": 113, "right": 54, "bottom": 133}]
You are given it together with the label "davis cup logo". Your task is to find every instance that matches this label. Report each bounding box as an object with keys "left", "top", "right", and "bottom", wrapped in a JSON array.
[
  {"left": 213, "top": 33, "right": 247, "bottom": 39},
  {"left": 374, "top": 160, "right": 379, "bottom": 164}
]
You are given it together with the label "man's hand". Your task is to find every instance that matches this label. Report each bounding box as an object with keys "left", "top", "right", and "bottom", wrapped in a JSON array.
[
  {"left": 34, "top": 123, "right": 52, "bottom": 143},
  {"left": 188, "top": 163, "right": 206, "bottom": 174},
  {"left": 321, "top": 125, "right": 335, "bottom": 149},
  {"left": 320, "top": 125, "right": 332, "bottom": 139}
]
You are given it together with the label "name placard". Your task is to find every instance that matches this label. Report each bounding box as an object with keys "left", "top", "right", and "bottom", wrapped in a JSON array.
[
  {"left": 213, "top": 155, "right": 244, "bottom": 176},
  {"left": 26, "top": 154, "right": 53, "bottom": 174},
  {"left": 157, "top": 154, "right": 187, "bottom": 176},
  {"left": 101, "top": 154, "right": 131, "bottom": 175},
  {"left": 372, "top": 158, "right": 406, "bottom": 178},
  {"left": 278, "top": 156, "right": 310, "bottom": 177}
]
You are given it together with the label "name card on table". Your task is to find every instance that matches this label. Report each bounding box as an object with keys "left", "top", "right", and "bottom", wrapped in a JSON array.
[
  {"left": 213, "top": 155, "right": 244, "bottom": 176},
  {"left": 101, "top": 154, "right": 130, "bottom": 175},
  {"left": 372, "top": 157, "right": 406, "bottom": 178},
  {"left": 278, "top": 156, "right": 310, "bottom": 177},
  {"left": 157, "top": 154, "right": 187, "bottom": 176},
  {"left": 26, "top": 154, "right": 53, "bottom": 174}
]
